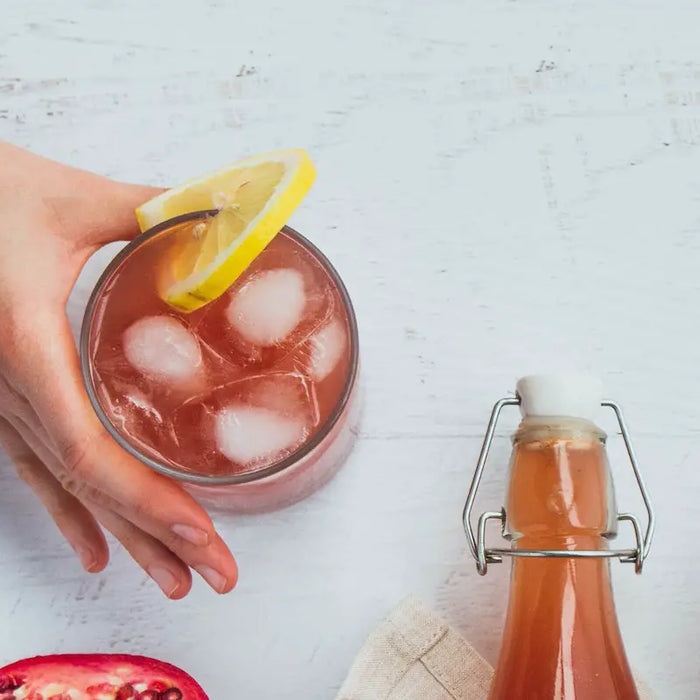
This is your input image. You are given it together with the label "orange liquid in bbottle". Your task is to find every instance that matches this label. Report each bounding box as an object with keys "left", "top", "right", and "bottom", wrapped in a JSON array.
[{"left": 489, "top": 423, "right": 639, "bottom": 699}]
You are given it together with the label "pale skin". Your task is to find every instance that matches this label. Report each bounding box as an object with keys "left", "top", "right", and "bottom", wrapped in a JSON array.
[{"left": 0, "top": 141, "right": 238, "bottom": 598}]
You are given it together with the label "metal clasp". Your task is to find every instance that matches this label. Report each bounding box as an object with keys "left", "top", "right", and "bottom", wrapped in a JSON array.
[{"left": 462, "top": 398, "right": 655, "bottom": 575}]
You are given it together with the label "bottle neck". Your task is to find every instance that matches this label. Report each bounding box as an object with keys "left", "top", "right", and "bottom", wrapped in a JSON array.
[
  {"left": 489, "top": 419, "right": 639, "bottom": 700},
  {"left": 506, "top": 418, "right": 614, "bottom": 548}
]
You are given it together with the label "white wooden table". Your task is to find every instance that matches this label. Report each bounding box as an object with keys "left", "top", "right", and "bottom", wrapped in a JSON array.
[{"left": 2, "top": 1, "right": 699, "bottom": 697}]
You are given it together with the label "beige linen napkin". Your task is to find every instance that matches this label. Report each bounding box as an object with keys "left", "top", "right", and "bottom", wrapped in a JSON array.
[{"left": 336, "top": 597, "right": 654, "bottom": 700}]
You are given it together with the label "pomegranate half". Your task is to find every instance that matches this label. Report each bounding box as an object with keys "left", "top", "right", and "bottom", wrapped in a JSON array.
[{"left": 0, "top": 654, "right": 208, "bottom": 699}]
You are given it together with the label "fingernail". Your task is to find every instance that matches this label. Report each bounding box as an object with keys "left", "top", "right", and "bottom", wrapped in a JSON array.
[
  {"left": 172, "top": 523, "right": 209, "bottom": 546},
  {"left": 148, "top": 565, "right": 180, "bottom": 598},
  {"left": 73, "top": 544, "right": 96, "bottom": 572},
  {"left": 195, "top": 565, "right": 227, "bottom": 594}
]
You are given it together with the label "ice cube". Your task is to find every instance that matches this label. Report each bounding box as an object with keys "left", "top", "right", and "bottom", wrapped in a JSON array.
[
  {"left": 214, "top": 405, "right": 308, "bottom": 465},
  {"left": 190, "top": 235, "right": 335, "bottom": 367},
  {"left": 172, "top": 371, "right": 319, "bottom": 473},
  {"left": 226, "top": 268, "right": 306, "bottom": 346},
  {"left": 123, "top": 315, "right": 202, "bottom": 383},
  {"left": 306, "top": 317, "right": 347, "bottom": 382}
]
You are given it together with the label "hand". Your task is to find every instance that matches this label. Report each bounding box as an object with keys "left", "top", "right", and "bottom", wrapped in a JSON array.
[{"left": 0, "top": 142, "right": 238, "bottom": 598}]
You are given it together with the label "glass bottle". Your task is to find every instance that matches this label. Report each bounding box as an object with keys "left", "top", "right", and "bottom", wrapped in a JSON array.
[{"left": 463, "top": 375, "right": 654, "bottom": 699}]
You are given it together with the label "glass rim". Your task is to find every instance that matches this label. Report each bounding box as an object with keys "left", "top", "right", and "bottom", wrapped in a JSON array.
[{"left": 79, "top": 210, "right": 360, "bottom": 486}]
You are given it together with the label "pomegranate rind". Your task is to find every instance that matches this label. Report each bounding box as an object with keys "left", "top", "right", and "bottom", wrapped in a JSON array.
[{"left": 0, "top": 654, "right": 208, "bottom": 699}]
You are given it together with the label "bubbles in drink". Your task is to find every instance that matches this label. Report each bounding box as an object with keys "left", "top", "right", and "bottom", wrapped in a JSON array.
[{"left": 123, "top": 316, "right": 202, "bottom": 383}]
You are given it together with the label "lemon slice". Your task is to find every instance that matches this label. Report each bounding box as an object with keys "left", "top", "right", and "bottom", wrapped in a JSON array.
[{"left": 136, "top": 149, "right": 316, "bottom": 311}]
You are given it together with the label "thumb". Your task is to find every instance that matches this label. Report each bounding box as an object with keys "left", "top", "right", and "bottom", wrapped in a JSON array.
[{"left": 88, "top": 178, "right": 167, "bottom": 244}]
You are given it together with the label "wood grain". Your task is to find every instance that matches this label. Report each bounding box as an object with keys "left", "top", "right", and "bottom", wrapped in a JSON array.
[{"left": 1, "top": 1, "right": 699, "bottom": 697}]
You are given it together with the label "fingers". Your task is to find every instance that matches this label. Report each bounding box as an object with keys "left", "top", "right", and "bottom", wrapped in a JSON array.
[
  {"left": 90, "top": 504, "right": 193, "bottom": 600},
  {"left": 4, "top": 399, "right": 62, "bottom": 463},
  {"left": 3, "top": 410, "right": 237, "bottom": 596},
  {"left": 3, "top": 407, "right": 236, "bottom": 595},
  {"left": 81, "top": 479, "right": 237, "bottom": 595},
  {"left": 12, "top": 312, "right": 238, "bottom": 593},
  {"left": 0, "top": 416, "right": 109, "bottom": 573},
  {"left": 0, "top": 142, "right": 164, "bottom": 246},
  {"left": 86, "top": 178, "right": 166, "bottom": 244},
  {"left": 91, "top": 504, "right": 237, "bottom": 597}
]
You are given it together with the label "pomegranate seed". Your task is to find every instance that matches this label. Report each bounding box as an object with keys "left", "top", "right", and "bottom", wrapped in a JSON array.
[
  {"left": 136, "top": 691, "right": 160, "bottom": 700},
  {"left": 115, "top": 684, "right": 137, "bottom": 700},
  {"left": 86, "top": 682, "right": 116, "bottom": 694},
  {"left": 148, "top": 681, "right": 168, "bottom": 693},
  {"left": 161, "top": 690, "right": 182, "bottom": 700}
]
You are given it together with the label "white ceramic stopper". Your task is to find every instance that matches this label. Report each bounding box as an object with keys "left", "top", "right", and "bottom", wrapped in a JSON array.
[{"left": 516, "top": 373, "right": 603, "bottom": 422}]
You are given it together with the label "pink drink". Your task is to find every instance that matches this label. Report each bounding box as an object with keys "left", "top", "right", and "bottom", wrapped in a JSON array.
[{"left": 81, "top": 212, "right": 360, "bottom": 512}]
